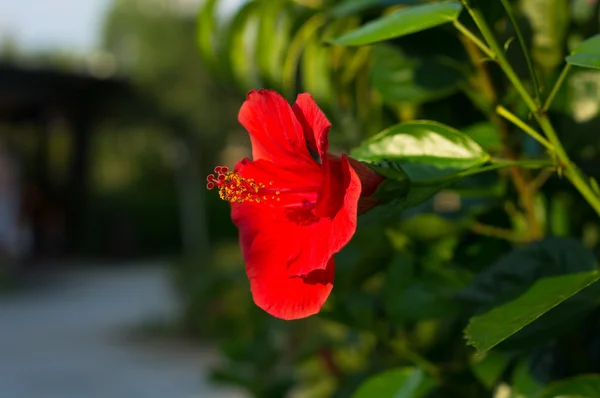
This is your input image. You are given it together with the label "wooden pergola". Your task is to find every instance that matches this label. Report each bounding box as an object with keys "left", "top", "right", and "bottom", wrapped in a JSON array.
[{"left": 0, "top": 62, "right": 132, "bottom": 257}]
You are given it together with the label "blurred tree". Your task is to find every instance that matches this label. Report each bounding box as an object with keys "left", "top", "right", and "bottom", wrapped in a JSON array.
[
  {"left": 100, "top": 0, "right": 244, "bottom": 256},
  {"left": 102, "top": 0, "right": 242, "bottom": 168}
]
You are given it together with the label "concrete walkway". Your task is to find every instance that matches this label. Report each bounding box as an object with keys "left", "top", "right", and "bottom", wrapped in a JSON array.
[{"left": 0, "top": 262, "right": 246, "bottom": 398}]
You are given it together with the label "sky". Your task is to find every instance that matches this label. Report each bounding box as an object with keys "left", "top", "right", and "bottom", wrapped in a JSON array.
[
  {"left": 0, "top": 0, "right": 113, "bottom": 53},
  {"left": 0, "top": 0, "right": 242, "bottom": 54}
]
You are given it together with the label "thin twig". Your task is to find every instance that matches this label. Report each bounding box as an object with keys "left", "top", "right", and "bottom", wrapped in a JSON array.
[
  {"left": 496, "top": 105, "right": 553, "bottom": 151},
  {"left": 453, "top": 19, "right": 496, "bottom": 61},
  {"left": 543, "top": 64, "right": 572, "bottom": 112}
]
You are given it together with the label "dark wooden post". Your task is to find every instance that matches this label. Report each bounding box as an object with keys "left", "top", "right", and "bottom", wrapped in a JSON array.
[{"left": 65, "top": 106, "right": 92, "bottom": 253}]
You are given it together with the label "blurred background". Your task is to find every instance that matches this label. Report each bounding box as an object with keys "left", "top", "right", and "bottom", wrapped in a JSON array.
[
  {"left": 3, "top": 0, "right": 600, "bottom": 397},
  {"left": 0, "top": 0, "right": 247, "bottom": 397}
]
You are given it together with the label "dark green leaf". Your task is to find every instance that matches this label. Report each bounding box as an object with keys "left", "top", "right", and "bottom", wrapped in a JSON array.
[
  {"left": 465, "top": 270, "right": 600, "bottom": 353},
  {"left": 536, "top": 375, "right": 600, "bottom": 398},
  {"left": 351, "top": 120, "right": 489, "bottom": 172},
  {"left": 370, "top": 44, "right": 464, "bottom": 105},
  {"left": 459, "top": 237, "right": 598, "bottom": 312},
  {"left": 566, "top": 34, "right": 600, "bottom": 69},
  {"left": 353, "top": 367, "right": 437, "bottom": 398},
  {"left": 329, "top": 2, "right": 463, "bottom": 46}
]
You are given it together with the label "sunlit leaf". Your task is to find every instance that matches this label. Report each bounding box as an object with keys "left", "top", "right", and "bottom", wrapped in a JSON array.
[
  {"left": 329, "top": 1, "right": 463, "bottom": 46},
  {"left": 351, "top": 121, "right": 489, "bottom": 172}
]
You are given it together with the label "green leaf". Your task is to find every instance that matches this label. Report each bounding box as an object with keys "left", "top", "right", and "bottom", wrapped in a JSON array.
[
  {"left": 196, "top": 0, "right": 219, "bottom": 71},
  {"left": 383, "top": 252, "right": 462, "bottom": 324},
  {"left": 521, "top": 0, "right": 570, "bottom": 72},
  {"left": 329, "top": 1, "right": 463, "bottom": 46},
  {"left": 536, "top": 375, "right": 600, "bottom": 398},
  {"left": 459, "top": 237, "right": 598, "bottom": 312},
  {"left": 370, "top": 44, "right": 464, "bottom": 105},
  {"left": 463, "top": 122, "right": 502, "bottom": 154},
  {"left": 256, "top": 1, "right": 291, "bottom": 88},
  {"left": 567, "top": 34, "right": 600, "bottom": 69},
  {"left": 353, "top": 367, "right": 437, "bottom": 398},
  {"left": 470, "top": 351, "right": 512, "bottom": 389},
  {"left": 460, "top": 237, "right": 600, "bottom": 351},
  {"left": 331, "top": 0, "right": 422, "bottom": 18},
  {"left": 351, "top": 120, "right": 489, "bottom": 173},
  {"left": 465, "top": 270, "right": 600, "bottom": 353},
  {"left": 223, "top": 1, "right": 260, "bottom": 90}
]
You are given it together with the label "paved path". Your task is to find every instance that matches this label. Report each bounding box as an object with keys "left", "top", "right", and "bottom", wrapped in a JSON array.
[{"left": 0, "top": 262, "right": 246, "bottom": 398}]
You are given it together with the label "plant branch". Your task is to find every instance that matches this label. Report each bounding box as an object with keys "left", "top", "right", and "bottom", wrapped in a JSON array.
[
  {"left": 460, "top": 0, "right": 600, "bottom": 218},
  {"left": 500, "top": 0, "right": 542, "bottom": 105},
  {"left": 453, "top": 20, "right": 495, "bottom": 60},
  {"left": 471, "top": 221, "right": 529, "bottom": 243},
  {"left": 496, "top": 105, "right": 553, "bottom": 150},
  {"left": 458, "top": 31, "right": 543, "bottom": 239},
  {"left": 543, "top": 63, "right": 572, "bottom": 112}
]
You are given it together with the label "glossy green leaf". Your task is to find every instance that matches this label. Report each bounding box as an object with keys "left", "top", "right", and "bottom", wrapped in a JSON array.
[
  {"left": 353, "top": 367, "right": 436, "bottom": 398},
  {"left": 567, "top": 34, "right": 600, "bottom": 69},
  {"left": 465, "top": 270, "right": 600, "bottom": 353},
  {"left": 329, "top": 1, "right": 463, "bottom": 46},
  {"left": 351, "top": 121, "right": 489, "bottom": 171},
  {"left": 536, "top": 375, "right": 600, "bottom": 398},
  {"left": 370, "top": 44, "right": 463, "bottom": 105}
]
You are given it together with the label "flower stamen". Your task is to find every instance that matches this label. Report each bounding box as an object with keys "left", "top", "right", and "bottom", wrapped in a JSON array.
[{"left": 207, "top": 166, "right": 280, "bottom": 204}]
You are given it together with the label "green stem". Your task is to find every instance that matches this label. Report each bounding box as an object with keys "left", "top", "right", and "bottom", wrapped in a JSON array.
[
  {"left": 411, "top": 159, "right": 555, "bottom": 187},
  {"left": 460, "top": 0, "right": 600, "bottom": 217},
  {"left": 452, "top": 20, "right": 495, "bottom": 60},
  {"left": 500, "top": 0, "right": 542, "bottom": 105},
  {"left": 496, "top": 105, "right": 553, "bottom": 150},
  {"left": 543, "top": 63, "right": 572, "bottom": 112}
]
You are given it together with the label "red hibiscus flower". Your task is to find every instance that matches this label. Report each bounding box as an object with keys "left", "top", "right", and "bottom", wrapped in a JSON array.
[{"left": 207, "top": 89, "right": 383, "bottom": 320}]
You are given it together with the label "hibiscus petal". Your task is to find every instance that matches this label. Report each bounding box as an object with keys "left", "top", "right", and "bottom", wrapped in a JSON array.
[
  {"left": 232, "top": 202, "right": 335, "bottom": 320},
  {"left": 238, "top": 89, "right": 314, "bottom": 166},
  {"left": 292, "top": 93, "right": 331, "bottom": 162},
  {"left": 287, "top": 155, "right": 361, "bottom": 277}
]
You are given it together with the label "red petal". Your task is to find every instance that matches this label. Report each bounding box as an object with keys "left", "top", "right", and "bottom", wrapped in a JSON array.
[
  {"left": 286, "top": 155, "right": 361, "bottom": 277},
  {"left": 232, "top": 202, "right": 334, "bottom": 320},
  {"left": 292, "top": 93, "right": 331, "bottom": 162},
  {"left": 238, "top": 89, "right": 314, "bottom": 167}
]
